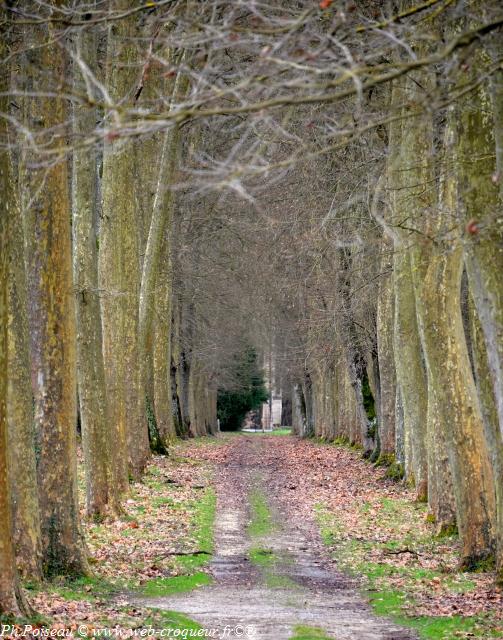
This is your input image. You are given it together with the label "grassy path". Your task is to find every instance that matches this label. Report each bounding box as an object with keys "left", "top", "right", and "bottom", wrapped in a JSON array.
[
  {"left": 135, "top": 436, "right": 417, "bottom": 639},
  {"left": 19, "top": 433, "right": 503, "bottom": 639}
]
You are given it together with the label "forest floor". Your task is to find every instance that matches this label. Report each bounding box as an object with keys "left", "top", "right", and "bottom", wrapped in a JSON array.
[{"left": 15, "top": 434, "right": 503, "bottom": 640}]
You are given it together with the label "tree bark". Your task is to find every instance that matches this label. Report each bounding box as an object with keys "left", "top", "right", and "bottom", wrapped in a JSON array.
[
  {"left": 376, "top": 238, "right": 396, "bottom": 459},
  {"left": 413, "top": 110, "right": 496, "bottom": 566},
  {"left": 138, "top": 64, "right": 186, "bottom": 448},
  {"left": 456, "top": 48, "right": 503, "bottom": 577},
  {"left": 7, "top": 146, "right": 42, "bottom": 579},
  {"left": 153, "top": 231, "right": 176, "bottom": 445},
  {"left": 100, "top": 3, "right": 148, "bottom": 484},
  {"left": 0, "top": 34, "right": 33, "bottom": 610},
  {"left": 470, "top": 294, "right": 503, "bottom": 580},
  {"left": 386, "top": 78, "right": 428, "bottom": 501},
  {"left": 392, "top": 248, "right": 428, "bottom": 501},
  {"left": 22, "top": 19, "right": 89, "bottom": 577},
  {"left": 73, "top": 17, "right": 115, "bottom": 517}
]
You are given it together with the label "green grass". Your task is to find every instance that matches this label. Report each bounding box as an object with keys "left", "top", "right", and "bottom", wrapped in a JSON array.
[
  {"left": 290, "top": 624, "right": 332, "bottom": 640},
  {"left": 142, "top": 487, "right": 216, "bottom": 593},
  {"left": 152, "top": 496, "right": 179, "bottom": 508},
  {"left": 248, "top": 487, "right": 275, "bottom": 537},
  {"left": 368, "top": 589, "right": 501, "bottom": 638},
  {"left": 249, "top": 545, "right": 298, "bottom": 589},
  {"left": 141, "top": 573, "right": 212, "bottom": 597},
  {"left": 24, "top": 575, "right": 120, "bottom": 604},
  {"left": 136, "top": 610, "right": 204, "bottom": 637},
  {"left": 176, "top": 486, "right": 216, "bottom": 572},
  {"left": 242, "top": 428, "right": 292, "bottom": 436},
  {"left": 249, "top": 547, "right": 276, "bottom": 566},
  {"left": 265, "top": 573, "right": 298, "bottom": 589},
  {"left": 315, "top": 501, "right": 502, "bottom": 639}
]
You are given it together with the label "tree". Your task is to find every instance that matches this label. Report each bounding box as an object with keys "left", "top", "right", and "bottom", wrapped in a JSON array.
[
  {"left": 21, "top": 13, "right": 89, "bottom": 577},
  {"left": 99, "top": 1, "right": 149, "bottom": 483},
  {"left": 6, "top": 135, "right": 42, "bottom": 579},
  {"left": 0, "top": 27, "right": 32, "bottom": 612},
  {"left": 217, "top": 346, "right": 268, "bottom": 431},
  {"left": 72, "top": 11, "right": 115, "bottom": 517}
]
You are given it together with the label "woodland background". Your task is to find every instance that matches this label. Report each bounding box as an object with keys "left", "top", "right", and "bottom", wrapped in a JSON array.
[{"left": 0, "top": 0, "right": 503, "bottom": 620}]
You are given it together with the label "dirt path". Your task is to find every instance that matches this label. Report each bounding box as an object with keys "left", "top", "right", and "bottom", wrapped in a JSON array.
[{"left": 137, "top": 436, "right": 417, "bottom": 639}]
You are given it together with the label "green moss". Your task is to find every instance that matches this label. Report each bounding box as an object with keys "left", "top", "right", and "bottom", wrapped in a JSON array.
[
  {"left": 369, "top": 589, "right": 407, "bottom": 616},
  {"left": 385, "top": 461, "right": 405, "bottom": 481},
  {"left": 435, "top": 523, "right": 458, "bottom": 538},
  {"left": 143, "top": 488, "right": 216, "bottom": 595},
  {"left": 367, "top": 583, "right": 500, "bottom": 638},
  {"left": 141, "top": 573, "right": 212, "bottom": 597},
  {"left": 176, "top": 552, "right": 212, "bottom": 572},
  {"left": 361, "top": 370, "right": 376, "bottom": 422},
  {"left": 191, "top": 488, "right": 216, "bottom": 554},
  {"left": 290, "top": 624, "right": 332, "bottom": 640},
  {"left": 146, "top": 396, "right": 168, "bottom": 455},
  {"left": 375, "top": 453, "right": 396, "bottom": 468},
  {"left": 460, "top": 555, "right": 495, "bottom": 573}
]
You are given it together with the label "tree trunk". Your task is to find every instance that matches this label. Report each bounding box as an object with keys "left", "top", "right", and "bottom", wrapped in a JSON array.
[
  {"left": 376, "top": 238, "right": 396, "bottom": 460},
  {"left": 385, "top": 78, "right": 428, "bottom": 501},
  {"left": 392, "top": 248, "right": 428, "bottom": 501},
  {"left": 292, "top": 382, "right": 307, "bottom": 437},
  {"left": 73, "top": 18, "right": 114, "bottom": 517},
  {"left": 100, "top": 4, "right": 148, "bottom": 484},
  {"left": 412, "top": 111, "right": 496, "bottom": 566},
  {"left": 0, "top": 39, "right": 33, "bottom": 610},
  {"left": 138, "top": 112, "right": 184, "bottom": 449},
  {"left": 470, "top": 294, "right": 503, "bottom": 580},
  {"left": 456, "top": 52, "right": 503, "bottom": 577},
  {"left": 153, "top": 231, "right": 176, "bottom": 445},
  {"left": 22, "top": 20, "right": 89, "bottom": 577},
  {"left": 7, "top": 145, "right": 42, "bottom": 579}
]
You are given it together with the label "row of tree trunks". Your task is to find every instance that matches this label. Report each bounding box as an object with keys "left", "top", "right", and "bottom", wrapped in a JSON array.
[{"left": 382, "top": 45, "right": 498, "bottom": 566}]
